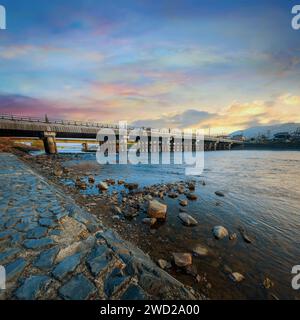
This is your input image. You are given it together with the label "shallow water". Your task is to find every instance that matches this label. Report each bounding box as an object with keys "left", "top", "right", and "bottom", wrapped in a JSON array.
[{"left": 57, "top": 148, "right": 300, "bottom": 299}]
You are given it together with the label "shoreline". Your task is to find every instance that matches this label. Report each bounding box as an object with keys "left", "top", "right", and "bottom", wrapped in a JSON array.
[
  {"left": 15, "top": 151, "right": 260, "bottom": 299},
  {"left": 2, "top": 140, "right": 298, "bottom": 299}
]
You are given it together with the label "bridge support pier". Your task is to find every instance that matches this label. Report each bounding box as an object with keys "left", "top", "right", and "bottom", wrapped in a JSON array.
[
  {"left": 82, "top": 142, "right": 88, "bottom": 152},
  {"left": 42, "top": 132, "right": 57, "bottom": 154}
]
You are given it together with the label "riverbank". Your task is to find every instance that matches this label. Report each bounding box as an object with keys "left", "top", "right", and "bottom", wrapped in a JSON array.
[
  {"left": 16, "top": 151, "right": 275, "bottom": 299},
  {"left": 0, "top": 152, "right": 200, "bottom": 300},
  {"left": 3, "top": 140, "right": 300, "bottom": 300}
]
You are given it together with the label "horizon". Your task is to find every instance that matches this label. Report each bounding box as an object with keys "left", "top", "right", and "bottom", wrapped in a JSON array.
[{"left": 0, "top": 0, "right": 300, "bottom": 134}]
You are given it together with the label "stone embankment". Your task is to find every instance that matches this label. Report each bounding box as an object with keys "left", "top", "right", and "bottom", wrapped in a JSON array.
[{"left": 0, "top": 153, "right": 201, "bottom": 300}]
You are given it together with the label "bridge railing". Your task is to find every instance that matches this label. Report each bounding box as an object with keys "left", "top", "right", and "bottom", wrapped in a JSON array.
[{"left": 0, "top": 113, "right": 239, "bottom": 142}]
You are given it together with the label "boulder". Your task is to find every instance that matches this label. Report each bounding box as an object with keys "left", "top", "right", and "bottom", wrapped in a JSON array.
[
  {"left": 212, "top": 226, "right": 229, "bottom": 239},
  {"left": 148, "top": 200, "right": 167, "bottom": 220},
  {"left": 178, "top": 213, "right": 198, "bottom": 226},
  {"left": 172, "top": 253, "right": 192, "bottom": 267}
]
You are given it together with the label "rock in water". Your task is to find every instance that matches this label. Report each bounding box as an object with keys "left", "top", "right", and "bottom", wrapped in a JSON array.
[
  {"left": 88, "top": 176, "right": 95, "bottom": 183},
  {"left": 230, "top": 272, "right": 245, "bottom": 282},
  {"left": 168, "top": 192, "right": 178, "bottom": 199},
  {"left": 178, "top": 213, "right": 198, "bottom": 226},
  {"left": 148, "top": 200, "right": 167, "bottom": 220},
  {"left": 192, "top": 245, "right": 209, "bottom": 256},
  {"left": 179, "top": 199, "right": 188, "bottom": 207},
  {"left": 142, "top": 218, "right": 157, "bottom": 226},
  {"left": 212, "top": 226, "right": 229, "bottom": 239},
  {"left": 263, "top": 277, "right": 274, "bottom": 289},
  {"left": 215, "top": 191, "right": 225, "bottom": 197},
  {"left": 172, "top": 253, "right": 192, "bottom": 267},
  {"left": 97, "top": 182, "right": 108, "bottom": 191},
  {"left": 186, "top": 193, "right": 198, "bottom": 200},
  {"left": 229, "top": 233, "right": 237, "bottom": 241}
]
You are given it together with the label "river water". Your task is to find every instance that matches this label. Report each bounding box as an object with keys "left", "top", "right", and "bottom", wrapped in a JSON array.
[{"left": 50, "top": 145, "right": 300, "bottom": 299}]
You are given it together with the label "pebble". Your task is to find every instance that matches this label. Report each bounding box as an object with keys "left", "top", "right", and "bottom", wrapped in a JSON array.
[
  {"left": 172, "top": 253, "right": 192, "bottom": 267},
  {"left": 178, "top": 212, "right": 198, "bottom": 226},
  {"left": 212, "top": 226, "right": 229, "bottom": 240},
  {"left": 230, "top": 272, "right": 245, "bottom": 282}
]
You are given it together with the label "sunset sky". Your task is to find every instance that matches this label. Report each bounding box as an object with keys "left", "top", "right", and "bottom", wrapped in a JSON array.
[{"left": 0, "top": 0, "right": 300, "bottom": 134}]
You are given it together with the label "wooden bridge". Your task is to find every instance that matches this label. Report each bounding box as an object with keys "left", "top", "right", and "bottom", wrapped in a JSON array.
[{"left": 0, "top": 114, "right": 243, "bottom": 154}]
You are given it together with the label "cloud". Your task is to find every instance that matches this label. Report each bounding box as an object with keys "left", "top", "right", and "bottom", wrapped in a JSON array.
[{"left": 131, "top": 109, "right": 216, "bottom": 129}]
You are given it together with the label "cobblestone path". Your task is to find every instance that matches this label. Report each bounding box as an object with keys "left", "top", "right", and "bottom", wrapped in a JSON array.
[{"left": 0, "top": 153, "right": 197, "bottom": 300}]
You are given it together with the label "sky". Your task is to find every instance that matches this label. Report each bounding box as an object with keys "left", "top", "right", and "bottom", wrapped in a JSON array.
[{"left": 0, "top": 0, "right": 300, "bottom": 134}]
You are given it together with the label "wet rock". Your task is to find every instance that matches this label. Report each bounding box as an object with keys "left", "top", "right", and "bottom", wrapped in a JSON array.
[
  {"left": 88, "top": 176, "right": 95, "bottom": 184},
  {"left": 172, "top": 253, "right": 192, "bottom": 267},
  {"left": 192, "top": 245, "right": 209, "bottom": 256},
  {"left": 34, "top": 247, "right": 59, "bottom": 270},
  {"left": 142, "top": 218, "right": 157, "bottom": 226},
  {"left": 118, "top": 180, "right": 125, "bottom": 185},
  {"left": 23, "top": 238, "right": 54, "bottom": 249},
  {"left": 188, "top": 183, "right": 195, "bottom": 191},
  {"left": 186, "top": 193, "right": 198, "bottom": 201},
  {"left": 120, "top": 284, "right": 147, "bottom": 300},
  {"left": 114, "top": 206, "right": 122, "bottom": 215},
  {"left": 5, "top": 258, "right": 27, "bottom": 281},
  {"left": 54, "top": 168, "right": 63, "bottom": 177},
  {"left": 168, "top": 192, "right": 178, "bottom": 199},
  {"left": 52, "top": 253, "right": 82, "bottom": 280},
  {"left": 177, "top": 187, "right": 185, "bottom": 194},
  {"left": 212, "top": 226, "right": 229, "bottom": 240},
  {"left": 148, "top": 200, "right": 167, "bottom": 220},
  {"left": 26, "top": 226, "right": 48, "bottom": 239},
  {"left": 215, "top": 191, "right": 225, "bottom": 197},
  {"left": 263, "top": 277, "right": 274, "bottom": 289},
  {"left": 97, "top": 182, "right": 108, "bottom": 191},
  {"left": 229, "top": 233, "right": 237, "bottom": 241},
  {"left": 157, "top": 259, "right": 169, "bottom": 270},
  {"left": 112, "top": 215, "right": 121, "bottom": 220},
  {"left": 59, "top": 274, "right": 97, "bottom": 300},
  {"left": 239, "top": 228, "right": 253, "bottom": 243},
  {"left": 125, "top": 183, "right": 139, "bottom": 191},
  {"left": 179, "top": 199, "right": 188, "bottom": 206},
  {"left": 230, "top": 272, "right": 245, "bottom": 282},
  {"left": 178, "top": 212, "right": 198, "bottom": 226},
  {"left": 14, "top": 275, "right": 51, "bottom": 300}
]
